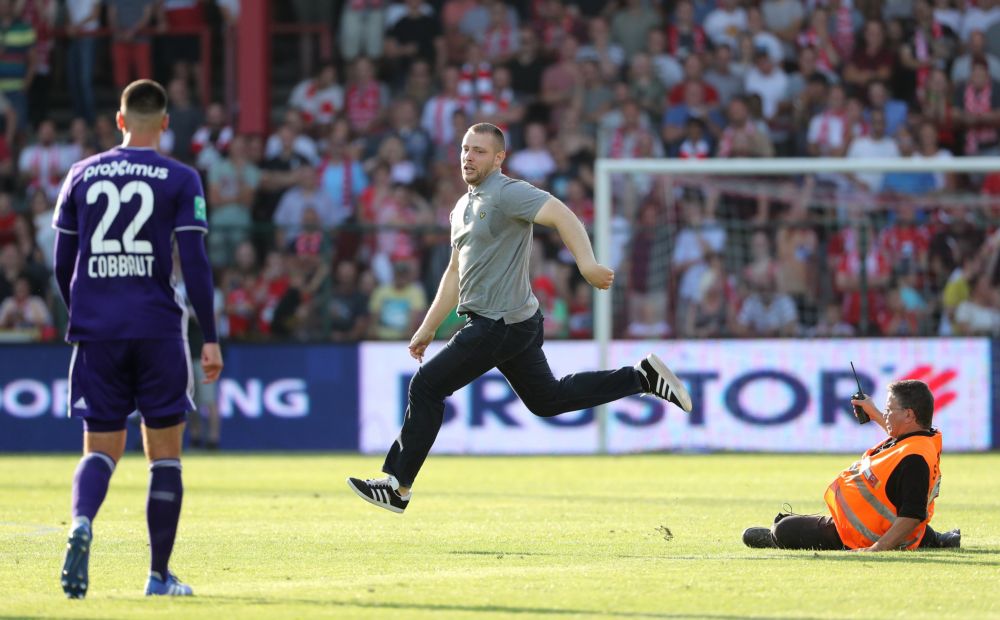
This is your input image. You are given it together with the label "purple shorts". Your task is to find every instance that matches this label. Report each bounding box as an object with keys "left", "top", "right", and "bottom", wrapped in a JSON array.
[{"left": 69, "top": 339, "right": 195, "bottom": 431}]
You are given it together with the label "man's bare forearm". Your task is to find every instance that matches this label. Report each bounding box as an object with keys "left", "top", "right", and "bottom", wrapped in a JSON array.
[
  {"left": 420, "top": 267, "right": 460, "bottom": 332},
  {"left": 867, "top": 517, "right": 921, "bottom": 551},
  {"left": 555, "top": 209, "right": 598, "bottom": 270}
]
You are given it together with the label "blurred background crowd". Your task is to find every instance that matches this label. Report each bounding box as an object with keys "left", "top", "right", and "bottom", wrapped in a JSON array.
[{"left": 1, "top": 0, "right": 1000, "bottom": 344}]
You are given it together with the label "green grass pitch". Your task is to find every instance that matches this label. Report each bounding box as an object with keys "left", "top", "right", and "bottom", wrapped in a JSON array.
[{"left": 2, "top": 452, "right": 999, "bottom": 619}]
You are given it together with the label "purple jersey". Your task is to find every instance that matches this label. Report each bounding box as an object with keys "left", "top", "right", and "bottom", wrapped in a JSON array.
[{"left": 52, "top": 146, "right": 208, "bottom": 341}]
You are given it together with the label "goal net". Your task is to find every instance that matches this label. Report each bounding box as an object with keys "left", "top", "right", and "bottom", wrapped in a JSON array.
[{"left": 589, "top": 156, "right": 1000, "bottom": 452}]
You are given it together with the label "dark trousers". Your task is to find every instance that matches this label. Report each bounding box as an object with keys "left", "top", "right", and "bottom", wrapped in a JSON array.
[
  {"left": 382, "top": 311, "right": 643, "bottom": 487},
  {"left": 67, "top": 38, "right": 96, "bottom": 124},
  {"left": 772, "top": 514, "right": 948, "bottom": 550}
]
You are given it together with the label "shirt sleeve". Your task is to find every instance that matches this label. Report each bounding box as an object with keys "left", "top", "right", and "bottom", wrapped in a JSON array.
[
  {"left": 885, "top": 453, "right": 931, "bottom": 521},
  {"left": 52, "top": 170, "right": 78, "bottom": 234},
  {"left": 174, "top": 167, "right": 209, "bottom": 233},
  {"left": 498, "top": 178, "right": 551, "bottom": 222}
]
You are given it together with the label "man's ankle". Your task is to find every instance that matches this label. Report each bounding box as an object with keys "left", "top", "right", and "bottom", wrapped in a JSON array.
[{"left": 398, "top": 485, "right": 411, "bottom": 496}]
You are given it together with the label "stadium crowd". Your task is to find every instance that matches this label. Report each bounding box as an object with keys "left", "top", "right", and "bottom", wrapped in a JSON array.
[{"left": 1, "top": 0, "right": 1000, "bottom": 343}]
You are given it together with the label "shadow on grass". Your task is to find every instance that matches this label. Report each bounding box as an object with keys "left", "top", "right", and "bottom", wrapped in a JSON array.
[
  {"left": 800, "top": 550, "right": 1000, "bottom": 566},
  {"left": 1, "top": 617, "right": 114, "bottom": 620},
  {"left": 447, "top": 548, "right": 1000, "bottom": 566},
  {"left": 201, "top": 596, "right": 830, "bottom": 619}
]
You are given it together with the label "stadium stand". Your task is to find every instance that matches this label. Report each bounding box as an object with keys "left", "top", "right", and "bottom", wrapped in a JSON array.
[{"left": 0, "top": 0, "right": 998, "bottom": 344}]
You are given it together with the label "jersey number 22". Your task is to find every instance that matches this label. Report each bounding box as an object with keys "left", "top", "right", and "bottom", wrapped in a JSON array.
[{"left": 88, "top": 180, "right": 154, "bottom": 255}]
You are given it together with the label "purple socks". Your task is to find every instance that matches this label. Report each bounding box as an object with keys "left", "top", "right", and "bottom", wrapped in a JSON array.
[
  {"left": 71, "top": 452, "right": 116, "bottom": 524},
  {"left": 147, "top": 459, "right": 184, "bottom": 580}
]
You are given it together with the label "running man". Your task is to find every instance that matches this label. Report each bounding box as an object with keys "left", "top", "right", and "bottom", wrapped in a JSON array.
[{"left": 348, "top": 122, "right": 691, "bottom": 513}]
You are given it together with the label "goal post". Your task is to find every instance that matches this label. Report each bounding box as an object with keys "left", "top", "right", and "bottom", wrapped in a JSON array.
[{"left": 592, "top": 156, "right": 1000, "bottom": 453}]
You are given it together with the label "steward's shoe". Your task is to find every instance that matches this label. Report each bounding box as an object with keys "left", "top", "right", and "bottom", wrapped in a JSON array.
[
  {"left": 145, "top": 570, "right": 193, "bottom": 596},
  {"left": 347, "top": 476, "right": 409, "bottom": 513},
  {"left": 742, "top": 526, "right": 778, "bottom": 549},
  {"left": 61, "top": 523, "right": 92, "bottom": 599},
  {"left": 636, "top": 354, "right": 693, "bottom": 412},
  {"left": 938, "top": 528, "right": 961, "bottom": 548}
]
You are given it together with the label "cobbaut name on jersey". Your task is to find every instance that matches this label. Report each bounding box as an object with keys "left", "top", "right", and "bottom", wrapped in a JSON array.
[{"left": 89, "top": 254, "right": 156, "bottom": 279}]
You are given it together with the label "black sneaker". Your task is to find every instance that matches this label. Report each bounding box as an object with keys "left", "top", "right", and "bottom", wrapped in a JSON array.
[
  {"left": 635, "top": 354, "right": 693, "bottom": 412},
  {"left": 742, "top": 526, "right": 777, "bottom": 549},
  {"left": 61, "top": 522, "right": 91, "bottom": 598},
  {"left": 347, "top": 476, "right": 409, "bottom": 513},
  {"left": 937, "top": 528, "right": 961, "bottom": 548}
]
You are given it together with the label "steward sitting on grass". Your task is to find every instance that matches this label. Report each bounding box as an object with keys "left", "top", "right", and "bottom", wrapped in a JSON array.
[{"left": 743, "top": 380, "right": 961, "bottom": 551}]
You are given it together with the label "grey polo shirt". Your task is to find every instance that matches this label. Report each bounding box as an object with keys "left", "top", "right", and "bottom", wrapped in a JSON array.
[{"left": 451, "top": 169, "right": 551, "bottom": 324}]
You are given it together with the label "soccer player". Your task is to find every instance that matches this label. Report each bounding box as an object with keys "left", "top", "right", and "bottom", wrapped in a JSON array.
[
  {"left": 52, "top": 79, "right": 222, "bottom": 598},
  {"left": 347, "top": 123, "right": 692, "bottom": 513}
]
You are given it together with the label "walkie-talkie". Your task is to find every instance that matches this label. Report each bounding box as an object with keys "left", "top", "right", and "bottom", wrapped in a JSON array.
[{"left": 850, "top": 361, "right": 871, "bottom": 424}]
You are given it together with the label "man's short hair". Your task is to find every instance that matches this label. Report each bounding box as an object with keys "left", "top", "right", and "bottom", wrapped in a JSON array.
[
  {"left": 468, "top": 122, "right": 506, "bottom": 151},
  {"left": 888, "top": 380, "right": 934, "bottom": 428},
  {"left": 121, "top": 79, "right": 168, "bottom": 116}
]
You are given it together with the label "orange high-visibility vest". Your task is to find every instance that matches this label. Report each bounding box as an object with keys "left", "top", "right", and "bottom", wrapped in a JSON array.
[{"left": 824, "top": 431, "right": 942, "bottom": 550}]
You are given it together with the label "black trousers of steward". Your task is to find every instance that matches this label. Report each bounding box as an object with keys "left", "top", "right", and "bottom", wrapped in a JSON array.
[
  {"left": 770, "top": 514, "right": 950, "bottom": 550},
  {"left": 382, "top": 310, "right": 643, "bottom": 487}
]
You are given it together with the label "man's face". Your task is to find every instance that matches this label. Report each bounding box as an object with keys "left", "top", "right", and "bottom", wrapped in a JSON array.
[
  {"left": 883, "top": 394, "right": 912, "bottom": 437},
  {"left": 461, "top": 131, "right": 503, "bottom": 185}
]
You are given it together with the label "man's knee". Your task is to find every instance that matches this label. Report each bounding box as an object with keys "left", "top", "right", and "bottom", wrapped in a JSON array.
[
  {"left": 771, "top": 516, "right": 797, "bottom": 549},
  {"left": 142, "top": 419, "right": 186, "bottom": 461},
  {"left": 772, "top": 514, "right": 843, "bottom": 550},
  {"left": 83, "top": 430, "right": 127, "bottom": 463},
  {"left": 408, "top": 369, "right": 449, "bottom": 409}
]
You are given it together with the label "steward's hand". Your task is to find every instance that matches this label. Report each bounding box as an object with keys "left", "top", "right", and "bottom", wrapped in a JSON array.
[{"left": 849, "top": 395, "right": 879, "bottom": 421}]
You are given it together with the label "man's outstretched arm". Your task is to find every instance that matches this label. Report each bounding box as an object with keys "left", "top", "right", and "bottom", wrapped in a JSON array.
[{"left": 533, "top": 197, "right": 613, "bottom": 290}]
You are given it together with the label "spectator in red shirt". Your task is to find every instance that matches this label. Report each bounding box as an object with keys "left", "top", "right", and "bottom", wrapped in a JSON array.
[
  {"left": 222, "top": 268, "right": 255, "bottom": 339},
  {"left": 668, "top": 54, "right": 720, "bottom": 107},
  {"left": 797, "top": 7, "right": 842, "bottom": 76},
  {"left": 917, "top": 68, "right": 957, "bottom": 150},
  {"left": 191, "top": 102, "right": 234, "bottom": 171},
  {"left": 108, "top": 0, "right": 157, "bottom": 89},
  {"left": 879, "top": 202, "right": 932, "bottom": 272},
  {"left": 877, "top": 286, "right": 922, "bottom": 336},
  {"left": 666, "top": 0, "right": 708, "bottom": 60},
  {"left": 956, "top": 59, "right": 1000, "bottom": 155},
  {"left": 843, "top": 20, "right": 895, "bottom": 90},
  {"left": 0, "top": 190, "right": 16, "bottom": 247},
  {"left": 345, "top": 56, "right": 389, "bottom": 135},
  {"left": 834, "top": 221, "right": 892, "bottom": 332},
  {"left": 155, "top": 0, "right": 207, "bottom": 86},
  {"left": 252, "top": 251, "right": 291, "bottom": 336}
]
